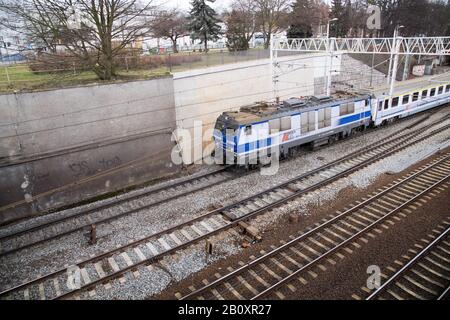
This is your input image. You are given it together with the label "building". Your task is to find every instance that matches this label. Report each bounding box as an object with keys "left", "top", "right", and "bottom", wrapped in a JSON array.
[{"left": 0, "top": 8, "right": 29, "bottom": 63}]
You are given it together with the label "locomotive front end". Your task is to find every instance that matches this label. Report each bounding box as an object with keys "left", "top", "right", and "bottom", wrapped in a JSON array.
[{"left": 213, "top": 113, "right": 239, "bottom": 165}]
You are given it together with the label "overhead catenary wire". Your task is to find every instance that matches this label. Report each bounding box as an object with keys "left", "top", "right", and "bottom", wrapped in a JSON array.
[{"left": 0, "top": 50, "right": 396, "bottom": 129}]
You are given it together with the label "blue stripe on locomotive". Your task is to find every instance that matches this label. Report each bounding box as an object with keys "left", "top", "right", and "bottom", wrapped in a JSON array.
[
  {"left": 339, "top": 111, "right": 372, "bottom": 126},
  {"left": 234, "top": 108, "right": 371, "bottom": 154}
]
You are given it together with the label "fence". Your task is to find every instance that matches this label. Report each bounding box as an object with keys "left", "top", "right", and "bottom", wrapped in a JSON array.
[{"left": 0, "top": 48, "right": 278, "bottom": 93}]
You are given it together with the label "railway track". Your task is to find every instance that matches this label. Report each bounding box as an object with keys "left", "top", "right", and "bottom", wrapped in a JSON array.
[
  {"left": 364, "top": 223, "right": 450, "bottom": 300},
  {"left": 0, "top": 167, "right": 234, "bottom": 256},
  {"left": 1, "top": 112, "right": 449, "bottom": 300},
  {"left": 0, "top": 109, "right": 447, "bottom": 258},
  {"left": 179, "top": 154, "right": 450, "bottom": 300}
]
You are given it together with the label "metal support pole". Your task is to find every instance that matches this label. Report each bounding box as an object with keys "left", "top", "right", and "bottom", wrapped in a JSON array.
[
  {"left": 370, "top": 52, "right": 375, "bottom": 87},
  {"left": 389, "top": 37, "right": 402, "bottom": 97},
  {"left": 402, "top": 54, "right": 410, "bottom": 81},
  {"left": 270, "top": 35, "right": 278, "bottom": 101},
  {"left": 326, "top": 39, "right": 335, "bottom": 97},
  {"left": 323, "top": 23, "right": 330, "bottom": 94},
  {"left": 387, "top": 30, "right": 397, "bottom": 85},
  {"left": 387, "top": 52, "right": 394, "bottom": 85},
  {"left": 89, "top": 224, "right": 97, "bottom": 245}
]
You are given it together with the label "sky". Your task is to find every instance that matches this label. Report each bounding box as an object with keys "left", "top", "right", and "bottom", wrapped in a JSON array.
[
  {"left": 156, "top": 0, "right": 333, "bottom": 13},
  {"left": 157, "top": 0, "right": 239, "bottom": 13}
]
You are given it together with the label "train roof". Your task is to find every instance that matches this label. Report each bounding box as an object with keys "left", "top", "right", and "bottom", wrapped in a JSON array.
[{"left": 221, "top": 92, "right": 371, "bottom": 126}]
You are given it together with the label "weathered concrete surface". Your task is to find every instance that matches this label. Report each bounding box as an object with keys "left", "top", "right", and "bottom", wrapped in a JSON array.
[
  {"left": 173, "top": 54, "right": 324, "bottom": 164},
  {"left": 172, "top": 53, "right": 387, "bottom": 164},
  {"left": 0, "top": 77, "right": 179, "bottom": 224}
]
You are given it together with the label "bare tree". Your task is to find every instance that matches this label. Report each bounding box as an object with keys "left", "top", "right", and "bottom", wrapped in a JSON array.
[
  {"left": 225, "top": 0, "right": 256, "bottom": 51},
  {"left": 151, "top": 9, "right": 187, "bottom": 54},
  {"left": 254, "top": 0, "right": 291, "bottom": 49},
  {"left": 0, "top": 0, "right": 157, "bottom": 80}
]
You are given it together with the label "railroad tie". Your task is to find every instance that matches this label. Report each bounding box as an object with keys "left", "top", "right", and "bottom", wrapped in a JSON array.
[
  {"left": 108, "top": 257, "right": 120, "bottom": 272},
  {"left": 248, "top": 269, "right": 270, "bottom": 288},
  {"left": 158, "top": 238, "right": 172, "bottom": 251},
  {"left": 224, "top": 282, "right": 245, "bottom": 300},
  {"left": 190, "top": 225, "right": 205, "bottom": 236},
  {"left": 121, "top": 252, "right": 134, "bottom": 267},
  {"left": 94, "top": 262, "right": 106, "bottom": 278},
  {"left": 180, "top": 229, "right": 194, "bottom": 241},
  {"left": 168, "top": 233, "right": 183, "bottom": 246},
  {"left": 145, "top": 242, "right": 159, "bottom": 257},
  {"left": 237, "top": 275, "right": 259, "bottom": 296},
  {"left": 134, "top": 248, "right": 147, "bottom": 261}
]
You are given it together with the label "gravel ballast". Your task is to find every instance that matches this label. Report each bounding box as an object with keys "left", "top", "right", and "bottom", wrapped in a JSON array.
[{"left": 1, "top": 106, "right": 449, "bottom": 298}]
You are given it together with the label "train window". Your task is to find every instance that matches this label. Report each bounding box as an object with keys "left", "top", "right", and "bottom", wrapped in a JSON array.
[
  {"left": 412, "top": 92, "right": 419, "bottom": 102},
  {"left": 348, "top": 103, "right": 355, "bottom": 114},
  {"left": 422, "top": 89, "right": 428, "bottom": 99},
  {"left": 318, "top": 109, "right": 331, "bottom": 129},
  {"left": 384, "top": 100, "right": 389, "bottom": 110},
  {"left": 430, "top": 88, "right": 436, "bottom": 97},
  {"left": 244, "top": 125, "right": 252, "bottom": 136},
  {"left": 446, "top": 84, "right": 450, "bottom": 93},
  {"left": 402, "top": 95, "right": 409, "bottom": 105},
  {"left": 301, "top": 113, "right": 308, "bottom": 134},
  {"left": 340, "top": 103, "right": 353, "bottom": 116},
  {"left": 269, "top": 119, "right": 280, "bottom": 134},
  {"left": 438, "top": 86, "right": 444, "bottom": 94},
  {"left": 308, "top": 111, "right": 316, "bottom": 132},
  {"left": 392, "top": 97, "right": 399, "bottom": 108},
  {"left": 378, "top": 100, "right": 383, "bottom": 111},
  {"left": 318, "top": 109, "right": 325, "bottom": 129},
  {"left": 281, "top": 117, "right": 291, "bottom": 131},
  {"left": 325, "top": 108, "right": 332, "bottom": 127}
]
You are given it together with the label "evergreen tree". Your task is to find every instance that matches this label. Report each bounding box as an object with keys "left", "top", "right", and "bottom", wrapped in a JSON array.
[
  {"left": 330, "top": 0, "right": 347, "bottom": 37},
  {"left": 188, "top": 0, "right": 222, "bottom": 52},
  {"left": 226, "top": 9, "right": 253, "bottom": 52},
  {"left": 287, "top": 0, "right": 315, "bottom": 39},
  {"left": 287, "top": 25, "right": 313, "bottom": 38}
]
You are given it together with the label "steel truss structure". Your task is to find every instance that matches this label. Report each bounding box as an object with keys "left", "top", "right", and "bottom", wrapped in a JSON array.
[
  {"left": 270, "top": 36, "right": 450, "bottom": 98},
  {"left": 273, "top": 37, "right": 450, "bottom": 56}
]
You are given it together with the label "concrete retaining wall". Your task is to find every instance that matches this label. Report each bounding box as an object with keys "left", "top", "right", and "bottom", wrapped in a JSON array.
[
  {"left": 0, "top": 77, "right": 179, "bottom": 224},
  {"left": 173, "top": 53, "right": 328, "bottom": 164},
  {"left": 0, "top": 53, "right": 387, "bottom": 224}
]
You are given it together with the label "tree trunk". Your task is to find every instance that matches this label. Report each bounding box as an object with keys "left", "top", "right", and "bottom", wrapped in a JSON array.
[
  {"left": 264, "top": 33, "right": 271, "bottom": 49},
  {"left": 94, "top": 51, "right": 115, "bottom": 81},
  {"left": 204, "top": 32, "right": 208, "bottom": 52},
  {"left": 171, "top": 38, "right": 178, "bottom": 54},
  {"left": 96, "top": 35, "right": 115, "bottom": 81}
]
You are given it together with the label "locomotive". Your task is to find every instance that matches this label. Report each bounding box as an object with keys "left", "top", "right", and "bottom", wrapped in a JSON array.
[{"left": 214, "top": 79, "right": 450, "bottom": 166}]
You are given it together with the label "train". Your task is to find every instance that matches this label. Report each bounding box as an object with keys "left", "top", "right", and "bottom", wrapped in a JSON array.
[{"left": 213, "top": 79, "right": 450, "bottom": 167}]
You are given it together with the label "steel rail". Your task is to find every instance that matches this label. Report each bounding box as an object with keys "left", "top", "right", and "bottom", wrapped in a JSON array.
[
  {"left": 1, "top": 115, "right": 448, "bottom": 299},
  {"left": 180, "top": 155, "right": 450, "bottom": 300},
  {"left": 0, "top": 167, "right": 229, "bottom": 242},
  {"left": 1, "top": 110, "right": 448, "bottom": 258},
  {"left": 0, "top": 168, "right": 234, "bottom": 257},
  {"left": 251, "top": 174, "right": 450, "bottom": 300},
  {"left": 54, "top": 124, "right": 450, "bottom": 300},
  {"left": 366, "top": 227, "right": 450, "bottom": 300}
]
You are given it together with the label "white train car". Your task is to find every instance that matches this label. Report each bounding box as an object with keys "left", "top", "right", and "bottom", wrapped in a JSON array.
[
  {"left": 214, "top": 74, "right": 450, "bottom": 167},
  {"left": 372, "top": 77, "right": 450, "bottom": 126},
  {"left": 214, "top": 93, "right": 372, "bottom": 166}
]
